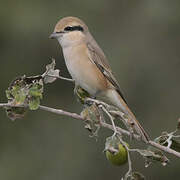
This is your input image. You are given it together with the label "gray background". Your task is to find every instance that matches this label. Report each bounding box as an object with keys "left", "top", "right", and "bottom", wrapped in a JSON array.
[{"left": 0, "top": 0, "right": 179, "bottom": 179}]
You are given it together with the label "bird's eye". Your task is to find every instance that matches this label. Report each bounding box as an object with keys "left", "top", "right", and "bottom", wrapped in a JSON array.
[
  {"left": 64, "top": 26, "right": 73, "bottom": 31},
  {"left": 64, "top": 25, "right": 84, "bottom": 32}
]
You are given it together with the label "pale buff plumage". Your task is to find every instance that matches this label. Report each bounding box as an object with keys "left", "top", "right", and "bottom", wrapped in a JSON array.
[{"left": 50, "top": 16, "right": 150, "bottom": 142}]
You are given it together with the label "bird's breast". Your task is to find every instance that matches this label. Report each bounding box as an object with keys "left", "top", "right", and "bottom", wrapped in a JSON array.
[{"left": 62, "top": 44, "right": 108, "bottom": 96}]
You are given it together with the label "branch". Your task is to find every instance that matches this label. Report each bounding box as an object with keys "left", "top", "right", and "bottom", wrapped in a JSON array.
[
  {"left": 45, "top": 74, "right": 74, "bottom": 82},
  {"left": 39, "top": 105, "right": 82, "bottom": 120},
  {"left": 1, "top": 102, "right": 180, "bottom": 158},
  {"left": 148, "top": 140, "right": 180, "bottom": 158}
]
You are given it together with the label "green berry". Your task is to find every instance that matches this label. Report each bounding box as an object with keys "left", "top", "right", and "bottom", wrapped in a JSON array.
[{"left": 106, "top": 143, "right": 129, "bottom": 166}]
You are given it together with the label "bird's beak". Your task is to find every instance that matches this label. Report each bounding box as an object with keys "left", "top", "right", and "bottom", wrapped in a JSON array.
[{"left": 49, "top": 32, "right": 58, "bottom": 39}]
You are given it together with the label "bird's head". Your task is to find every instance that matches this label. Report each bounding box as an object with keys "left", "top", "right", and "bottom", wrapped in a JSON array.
[{"left": 50, "top": 16, "right": 88, "bottom": 47}]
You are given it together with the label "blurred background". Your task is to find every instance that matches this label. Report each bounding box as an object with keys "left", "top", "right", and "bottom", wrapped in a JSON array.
[{"left": 0, "top": 0, "right": 180, "bottom": 179}]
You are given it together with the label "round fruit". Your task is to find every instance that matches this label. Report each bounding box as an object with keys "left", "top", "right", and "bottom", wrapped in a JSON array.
[{"left": 106, "top": 143, "right": 129, "bottom": 166}]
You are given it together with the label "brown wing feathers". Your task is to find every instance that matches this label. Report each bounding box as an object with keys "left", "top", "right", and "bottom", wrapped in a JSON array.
[{"left": 87, "top": 43, "right": 127, "bottom": 103}]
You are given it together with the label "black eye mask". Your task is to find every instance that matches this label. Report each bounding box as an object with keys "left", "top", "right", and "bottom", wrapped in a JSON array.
[{"left": 64, "top": 25, "right": 84, "bottom": 32}]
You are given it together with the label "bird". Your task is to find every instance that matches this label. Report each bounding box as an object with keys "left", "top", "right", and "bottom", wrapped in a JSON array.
[{"left": 49, "top": 16, "right": 150, "bottom": 143}]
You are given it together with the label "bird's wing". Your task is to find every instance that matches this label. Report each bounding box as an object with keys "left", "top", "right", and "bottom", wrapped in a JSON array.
[{"left": 87, "top": 42, "right": 127, "bottom": 103}]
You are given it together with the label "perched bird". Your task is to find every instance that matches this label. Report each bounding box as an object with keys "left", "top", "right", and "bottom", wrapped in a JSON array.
[{"left": 50, "top": 16, "right": 150, "bottom": 143}]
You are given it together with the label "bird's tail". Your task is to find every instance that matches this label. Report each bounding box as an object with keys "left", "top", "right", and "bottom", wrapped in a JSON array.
[{"left": 105, "top": 89, "right": 150, "bottom": 143}]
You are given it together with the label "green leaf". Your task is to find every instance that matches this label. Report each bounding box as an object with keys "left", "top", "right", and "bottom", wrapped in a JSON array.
[
  {"left": 75, "top": 86, "right": 91, "bottom": 104},
  {"left": 29, "top": 97, "right": 40, "bottom": 110},
  {"left": 5, "top": 74, "right": 44, "bottom": 120},
  {"left": 6, "top": 81, "right": 27, "bottom": 105},
  {"left": 14, "top": 91, "right": 26, "bottom": 104},
  {"left": 11, "top": 85, "right": 19, "bottom": 97},
  {"left": 29, "top": 84, "right": 43, "bottom": 99}
]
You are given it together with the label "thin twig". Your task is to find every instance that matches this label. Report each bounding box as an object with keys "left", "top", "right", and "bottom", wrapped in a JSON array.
[
  {"left": 85, "top": 97, "right": 112, "bottom": 109},
  {"left": 46, "top": 75, "right": 74, "bottom": 82},
  {"left": 0, "top": 103, "right": 11, "bottom": 107},
  {"left": 0, "top": 103, "right": 25, "bottom": 108},
  {"left": 118, "top": 136, "right": 132, "bottom": 180},
  {"left": 125, "top": 150, "right": 132, "bottom": 179},
  {"left": 101, "top": 105, "right": 118, "bottom": 137}
]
